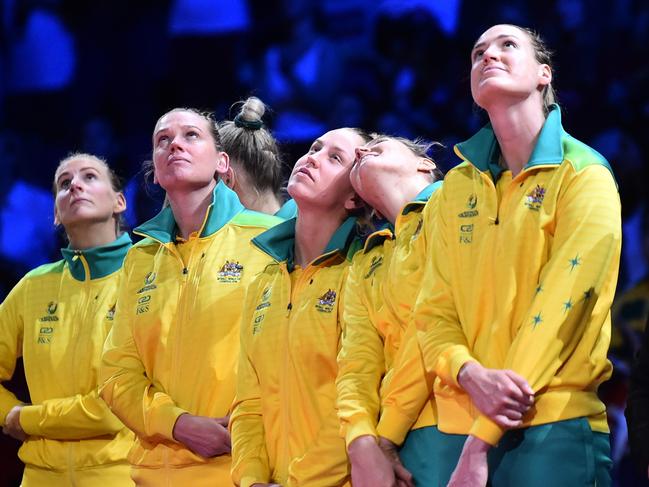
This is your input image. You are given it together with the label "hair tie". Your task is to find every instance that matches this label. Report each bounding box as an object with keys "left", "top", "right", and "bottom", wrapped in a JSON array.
[{"left": 234, "top": 113, "right": 263, "bottom": 130}]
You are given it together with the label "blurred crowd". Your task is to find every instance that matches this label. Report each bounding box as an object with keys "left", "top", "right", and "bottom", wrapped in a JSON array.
[{"left": 0, "top": 0, "right": 648, "bottom": 485}]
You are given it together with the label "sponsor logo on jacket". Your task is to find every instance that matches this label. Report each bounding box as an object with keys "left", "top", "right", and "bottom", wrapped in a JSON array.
[
  {"left": 458, "top": 193, "right": 479, "bottom": 218},
  {"left": 137, "top": 271, "right": 157, "bottom": 294},
  {"left": 364, "top": 256, "right": 383, "bottom": 279},
  {"left": 38, "top": 302, "right": 59, "bottom": 343}
]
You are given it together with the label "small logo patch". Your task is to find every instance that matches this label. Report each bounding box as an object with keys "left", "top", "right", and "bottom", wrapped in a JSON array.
[
  {"left": 315, "top": 289, "right": 337, "bottom": 313},
  {"left": 218, "top": 260, "right": 244, "bottom": 283},
  {"left": 106, "top": 303, "right": 116, "bottom": 321},
  {"left": 137, "top": 271, "right": 157, "bottom": 294},
  {"left": 39, "top": 301, "right": 59, "bottom": 322},
  {"left": 458, "top": 193, "right": 479, "bottom": 218},
  {"left": 524, "top": 185, "right": 546, "bottom": 211},
  {"left": 364, "top": 256, "right": 383, "bottom": 279},
  {"left": 459, "top": 223, "right": 474, "bottom": 244}
]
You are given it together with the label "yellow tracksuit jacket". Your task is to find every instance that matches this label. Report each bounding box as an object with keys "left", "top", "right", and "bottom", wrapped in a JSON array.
[
  {"left": 231, "top": 217, "right": 360, "bottom": 487},
  {"left": 415, "top": 105, "right": 622, "bottom": 445},
  {"left": 0, "top": 233, "right": 133, "bottom": 478},
  {"left": 336, "top": 182, "right": 441, "bottom": 447},
  {"left": 99, "top": 181, "right": 281, "bottom": 478}
]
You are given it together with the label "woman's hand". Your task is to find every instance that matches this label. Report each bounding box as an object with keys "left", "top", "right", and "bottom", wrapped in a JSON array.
[
  {"left": 458, "top": 362, "right": 534, "bottom": 429},
  {"left": 2, "top": 405, "right": 27, "bottom": 441},
  {"left": 172, "top": 413, "right": 231, "bottom": 457},
  {"left": 447, "top": 435, "right": 490, "bottom": 487}
]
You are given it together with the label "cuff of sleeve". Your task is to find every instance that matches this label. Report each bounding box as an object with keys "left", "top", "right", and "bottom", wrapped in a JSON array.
[
  {"left": 376, "top": 406, "right": 415, "bottom": 446},
  {"left": 469, "top": 415, "right": 505, "bottom": 446},
  {"left": 19, "top": 405, "right": 43, "bottom": 436},
  {"left": 149, "top": 404, "right": 188, "bottom": 441},
  {"left": 344, "top": 416, "right": 378, "bottom": 447},
  {"left": 436, "top": 346, "right": 475, "bottom": 388}
]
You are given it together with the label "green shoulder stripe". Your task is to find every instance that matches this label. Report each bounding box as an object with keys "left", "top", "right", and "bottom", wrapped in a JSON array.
[
  {"left": 563, "top": 134, "right": 615, "bottom": 178},
  {"left": 231, "top": 210, "right": 283, "bottom": 229},
  {"left": 25, "top": 260, "right": 65, "bottom": 278}
]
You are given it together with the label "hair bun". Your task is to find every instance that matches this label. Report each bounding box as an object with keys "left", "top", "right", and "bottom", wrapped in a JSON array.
[{"left": 234, "top": 97, "right": 266, "bottom": 130}]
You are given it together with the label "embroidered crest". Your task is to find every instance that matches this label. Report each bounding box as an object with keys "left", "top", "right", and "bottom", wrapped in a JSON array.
[
  {"left": 315, "top": 289, "right": 337, "bottom": 313},
  {"left": 364, "top": 255, "right": 383, "bottom": 279},
  {"left": 218, "top": 260, "right": 244, "bottom": 283},
  {"left": 47, "top": 301, "right": 58, "bottom": 315},
  {"left": 255, "top": 288, "right": 272, "bottom": 311},
  {"left": 525, "top": 185, "right": 546, "bottom": 211}
]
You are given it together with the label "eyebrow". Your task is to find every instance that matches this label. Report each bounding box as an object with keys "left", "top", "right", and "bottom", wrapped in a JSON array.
[
  {"left": 472, "top": 33, "right": 521, "bottom": 52},
  {"left": 56, "top": 166, "right": 100, "bottom": 183},
  {"left": 154, "top": 124, "right": 203, "bottom": 136}
]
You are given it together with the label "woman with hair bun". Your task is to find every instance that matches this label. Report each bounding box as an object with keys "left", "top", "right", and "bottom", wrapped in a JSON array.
[
  {"left": 218, "top": 96, "right": 296, "bottom": 219},
  {"left": 100, "top": 108, "right": 281, "bottom": 486}
]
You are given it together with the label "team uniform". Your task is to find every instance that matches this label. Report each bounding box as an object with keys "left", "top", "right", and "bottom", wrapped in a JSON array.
[
  {"left": 414, "top": 105, "right": 621, "bottom": 485},
  {"left": 336, "top": 182, "right": 440, "bottom": 484},
  {"left": 231, "top": 217, "right": 360, "bottom": 487},
  {"left": 99, "top": 181, "right": 281, "bottom": 486},
  {"left": 0, "top": 233, "right": 134, "bottom": 486}
]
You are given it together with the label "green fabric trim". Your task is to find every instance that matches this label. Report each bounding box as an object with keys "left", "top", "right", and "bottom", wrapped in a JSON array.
[
  {"left": 402, "top": 180, "right": 443, "bottom": 215},
  {"left": 134, "top": 180, "right": 244, "bottom": 243},
  {"left": 455, "top": 105, "right": 567, "bottom": 180},
  {"left": 60, "top": 232, "right": 132, "bottom": 281},
  {"left": 363, "top": 228, "right": 394, "bottom": 254},
  {"left": 252, "top": 216, "right": 359, "bottom": 270},
  {"left": 562, "top": 134, "right": 615, "bottom": 180},
  {"left": 25, "top": 260, "right": 66, "bottom": 278},
  {"left": 230, "top": 209, "right": 283, "bottom": 229},
  {"left": 274, "top": 198, "right": 298, "bottom": 219}
]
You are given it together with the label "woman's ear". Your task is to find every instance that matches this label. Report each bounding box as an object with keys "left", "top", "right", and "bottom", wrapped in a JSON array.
[
  {"left": 215, "top": 151, "right": 230, "bottom": 179},
  {"left": 538, "top": 63, "right": 552, "bottom": 88},
  {"left": 417, "top": 157, "right": 437, "bottom": 175},
  {"left": 113, "top": 192, "right": 127, "bottom": 215},
  {"left": 344, "top": 192, "right": 365, "bottom": 212},
  {"left": 53, "top": 206, "right": 60, "bottom": 226},
  {"left": 223, "top": 166, "right": 236, "bottom": 189}
]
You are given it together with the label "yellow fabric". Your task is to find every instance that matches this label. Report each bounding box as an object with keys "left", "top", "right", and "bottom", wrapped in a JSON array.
[
  {"left": 100, "top": 222, "right": 276, "bottom": 471},
  {"left": 231, "top": 253, "right": 353, "bottom": 487},
  {"left": 415, "top": 159, "right": 621, "bottom": 445},
  {"left": 0, "top": 257, "right": 132, "bottom": 474},
  {"left": 129, "top": 457, "right": 233, "bottom": 486},
  {"left": 336, "top": 195, "right": 439, "bottom": 448},
  {"left": 21, "top": 462, "right": 132, "bottom": 487}
]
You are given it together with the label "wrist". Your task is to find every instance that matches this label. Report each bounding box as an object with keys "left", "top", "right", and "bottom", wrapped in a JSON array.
[
  {"left": 348, "top": 435, "right": 378, "bottom": 458},
  {"left": 465, "top": 435, "right": 491, "bottom": 454},
  {"left": 458, "top": 361, "right": 481, "bottom": 390}
]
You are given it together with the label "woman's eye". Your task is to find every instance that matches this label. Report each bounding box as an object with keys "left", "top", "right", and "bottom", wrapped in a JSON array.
[
  {"left": 85, "top": 173, "right": 97, "bottom": 181},
  {"left": 331, "top": 153, "right": 342, "bottom": 163},
  {"left": 59, "top": 179, "right": 71, "bottom": 189},
  {"left": 157, "top": 135, "right": 169, "bottom": 145},
  {"left": 504, "top": 40, "right": 516, "bottom": 48},
  {"left": 186, "top": 130, "right": 199, "bottom": 138},
  {"left": 473, "top": 49, "right": 484, "bottom": 60}
]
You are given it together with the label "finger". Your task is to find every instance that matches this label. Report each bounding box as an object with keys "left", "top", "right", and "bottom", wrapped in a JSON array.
[
  {"left": 394, "top": 464, "right": 415, "bottom": 487},
  {"left": 493, "top": 414, "right": 523, "bottom": 429},
  {"left": 504, "top": 370, "right": 534, "bottom": 396}
]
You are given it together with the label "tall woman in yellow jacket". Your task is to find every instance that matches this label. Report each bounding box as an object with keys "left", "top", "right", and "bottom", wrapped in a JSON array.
[
  {"left": 336, "top": 135, "right": 442, "bottom": 487},
  {"left": 99, "top": 108, "right": 281, "bottom": 486},
  {"left": 0, "top": 153, "right": 133, "bottom": 486},
  {"left": 414, "top": 25, "right": 621, "bottom": 486},
  {"left": 230, "top": 127, "right": 371, "bottom": 487}
]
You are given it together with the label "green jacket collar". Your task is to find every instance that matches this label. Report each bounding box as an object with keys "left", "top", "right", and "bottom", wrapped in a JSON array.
[
  {"left": 274, "top": 198, "right": 298, "bottom": 219},
  {"left": 401, "top": 180, "right": 443, "bottom": 216},
  {"left": 455, "top": 104, "right": 564, "bottom": 180},
  {"left": 134, "top": 180, "right": 244, "bottom": 243},
  {"left": 252, "top": 216, "right": 358, "bottom": 271},
  {"left": 61, "top": 232, "right": 132, "bottom": 281}
]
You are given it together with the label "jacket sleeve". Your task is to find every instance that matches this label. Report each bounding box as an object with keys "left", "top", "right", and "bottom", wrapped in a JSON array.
[
  {"left": 19, "top": 389, "right": 125, "bottom": 439},
  {"left": 336, "top": 253, "right": 384, "bottom": 447},
  {"left": 626, "top": 314, "right": 649, "bottom": 474},
  {"left": 414, "top": 183, "right": 475, "bottom": 387},
  {"left": 287, "top": 270, "right": 351, "bottom": 487},
  {"left": 99, "top": 262, "right": 186, "bottom": 443},
  {"left": 0, "top": 278, "right": 26, "bottom": 423},
  {"left": 472, "top": 165, "right": 622, "bottom": 444},
  {"left": 376, "top": 320, "right": 434, "bottom": 445},
  {"left": 230, "top": 277, "right": 272, "bottom": 487}
]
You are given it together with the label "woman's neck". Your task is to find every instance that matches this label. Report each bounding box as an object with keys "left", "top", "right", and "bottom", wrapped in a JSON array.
[
  {"left": 66, "top": 221, "right": 118, "bottom": 250},
  {"left": 486, "top": 98, "right": 546, "bottom": 177},
  {"left": 237, "top": 188, "right": 281, "bottom": 215},
  {"left": 373, "top": 176, "right": 430, "bottom": 225},
  {"left": 294, "top": 206, "right": 347, "bottom": 268},
  {"left": 167, "top": 181, "right": 216, "bottom": 239}
]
